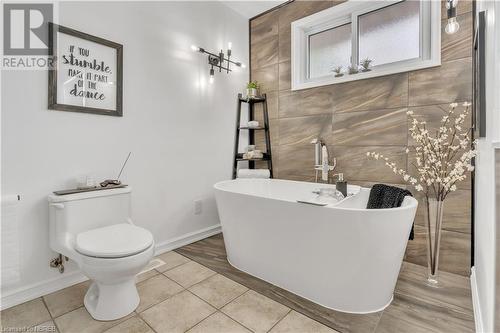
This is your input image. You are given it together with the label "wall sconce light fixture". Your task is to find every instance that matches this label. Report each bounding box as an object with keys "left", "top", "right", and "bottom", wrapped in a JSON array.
[
  {"left": 445, "top": 0, "right": 460, "bottom": 34},
  {"left": 191, "top": 43, "right": 246, "bottom": 84}
]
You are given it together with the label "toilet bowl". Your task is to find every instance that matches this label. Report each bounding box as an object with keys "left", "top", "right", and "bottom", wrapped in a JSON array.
[{"left": 48, "top": 187, "right": 154, "bottom": 321}]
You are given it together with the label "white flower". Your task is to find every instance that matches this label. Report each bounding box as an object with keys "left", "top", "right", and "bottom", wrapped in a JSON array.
[
  {"left": 406, "top": 110, "right": 414, "bottom": 115},
  {"left": 366, "top": 152, "right": 370, "bottom": 157},
  {"left": 367, "top": 101, "right": 473, "bottom": 201},
  {"left": 463, "top": 101, "right": 471, "bottom": 107}
]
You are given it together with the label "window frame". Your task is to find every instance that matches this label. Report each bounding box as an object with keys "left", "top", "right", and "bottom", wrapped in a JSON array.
[{"left": 291, "top": 0, "right": 441, "bottom": 91}]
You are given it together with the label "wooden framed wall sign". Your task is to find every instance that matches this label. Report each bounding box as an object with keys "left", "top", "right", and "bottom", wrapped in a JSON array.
[{"left": 48, "top": 23, "right": 123, "bottom": 116}]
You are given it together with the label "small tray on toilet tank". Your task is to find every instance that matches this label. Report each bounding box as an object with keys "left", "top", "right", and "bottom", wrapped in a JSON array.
[{"left": 53, "top": 184, "right": 128, "bottom": 196}]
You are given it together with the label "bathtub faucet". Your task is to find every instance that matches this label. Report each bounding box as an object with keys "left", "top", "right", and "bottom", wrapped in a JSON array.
[{"left": 311, "top": 139, "right": 336, "bottom": 183}]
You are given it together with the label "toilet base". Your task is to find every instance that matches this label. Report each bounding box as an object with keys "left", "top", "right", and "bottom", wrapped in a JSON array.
[{"left": 84, "top": 279, "right": 139, "bottom": 321}]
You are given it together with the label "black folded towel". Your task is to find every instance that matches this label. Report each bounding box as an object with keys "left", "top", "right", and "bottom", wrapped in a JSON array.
[{"left": 367, "top": 184, "right": 414, "bottom": 240}]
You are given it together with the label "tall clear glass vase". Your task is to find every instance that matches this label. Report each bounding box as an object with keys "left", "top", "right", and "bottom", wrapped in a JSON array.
[{"left": 425, "top": 197, "right": 445, "bottom": 287}]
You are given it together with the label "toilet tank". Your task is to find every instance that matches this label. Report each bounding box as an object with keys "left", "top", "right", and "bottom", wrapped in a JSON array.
[{"left": 48, "top": 187, "right": 132, "bottom": 255}]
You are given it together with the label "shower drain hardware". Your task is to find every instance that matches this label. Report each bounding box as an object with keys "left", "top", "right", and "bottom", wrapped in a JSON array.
[{"left": 50, "top": 254, "right": 69, "bottom": 273}]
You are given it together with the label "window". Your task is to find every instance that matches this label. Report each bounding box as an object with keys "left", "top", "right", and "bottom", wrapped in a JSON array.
[
  {"left": 358, "top": 1, "right": 420, "bottom": 66},
  {"left": 309, "top": 23, "right": 351, "bottom": 79},
  {"left": 291, "top": 0, "right": 440, "bottom": 90}
]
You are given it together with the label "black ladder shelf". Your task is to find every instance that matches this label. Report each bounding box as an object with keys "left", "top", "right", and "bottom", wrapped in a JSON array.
[{"left": 232, "top": 93, "right": 273, "bottom": 179}]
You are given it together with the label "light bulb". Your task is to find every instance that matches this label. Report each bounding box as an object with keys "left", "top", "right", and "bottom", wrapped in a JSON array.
[
  {"left": 228, "top": 42, "right": 232, "bottom": 50},
  {"left": 209, "top": 68, "right": 214, "bottom": 84},
  {"left": 191, "top": 45, "right": 199, "bottom": 52},
  {"left": 445, "top": 17, "right": 460, "bottom": 34}
]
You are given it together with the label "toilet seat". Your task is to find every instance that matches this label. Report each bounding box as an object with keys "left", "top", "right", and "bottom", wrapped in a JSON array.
[{"left": 76, "top": 223, "right": 153, "bottom": 258}]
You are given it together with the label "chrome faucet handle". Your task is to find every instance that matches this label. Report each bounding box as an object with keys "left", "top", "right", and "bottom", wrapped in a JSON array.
[{"left": 330, "top": 158, "right": 337, "bottom": 170}]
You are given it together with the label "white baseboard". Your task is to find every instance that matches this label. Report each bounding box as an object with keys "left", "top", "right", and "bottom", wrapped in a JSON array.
[
  {"left": 154, "top": 224, "right": 221, "bottom": 256},
  {"left": 0, "top": 224, "right": 221, "bottom": 311},
  {"left": 0, "top": 271, "right": 88, "bottom": 311},
  {"left": 470, "top": 267, "right": 484, "bottom": 333}
]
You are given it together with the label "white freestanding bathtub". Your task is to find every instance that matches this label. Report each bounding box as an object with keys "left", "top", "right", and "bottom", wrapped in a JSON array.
[{"left": 214, "top": 178, "right": 418, "bottom": 314}]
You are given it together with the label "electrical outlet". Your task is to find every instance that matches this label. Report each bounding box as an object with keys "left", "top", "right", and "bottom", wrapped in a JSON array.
[{"left": 194, "top": 199, "right": 202, "bottom": 215}]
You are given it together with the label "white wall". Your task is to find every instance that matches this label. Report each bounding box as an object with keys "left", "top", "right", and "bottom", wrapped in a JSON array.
[
  {"left": 473, "top": 1, "right": 499, "bottom": 332},
  {"left": 0, "top": 1, "right": 248, "bottom": 308}
]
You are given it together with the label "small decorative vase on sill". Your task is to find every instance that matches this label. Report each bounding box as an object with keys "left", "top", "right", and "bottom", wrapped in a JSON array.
[
  {"left": 360, "top": 58, "right": 373, "bottom": 72},
  {"left": 332, "top": 66, "right": 344, "bottom": 78},
  {"left": 366, "top": 102, "right": 476, "bottom": 287},
  {"left": 348, "top": 65, "right": 359, "bottom": 75}
]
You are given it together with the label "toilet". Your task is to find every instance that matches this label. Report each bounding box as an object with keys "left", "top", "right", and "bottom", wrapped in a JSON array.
[{"left": 48, "top": 187, "right": 154, "bottom": 321}]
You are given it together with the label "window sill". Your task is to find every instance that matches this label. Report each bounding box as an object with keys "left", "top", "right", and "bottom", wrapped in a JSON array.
[{"left": 291, "top": 59, "right": 441, "bottom": 91}]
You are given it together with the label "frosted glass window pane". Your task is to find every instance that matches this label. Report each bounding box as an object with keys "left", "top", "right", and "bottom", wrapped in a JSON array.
[
  {"left": 359, "top": 1, "right": 420, "bottom": 66},
  {"left": 309, "top": 23, "right": 351, "bottom": 79}
]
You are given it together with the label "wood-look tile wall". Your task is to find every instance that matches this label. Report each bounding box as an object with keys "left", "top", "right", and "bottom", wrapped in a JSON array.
[{"left": 250, "top": 0, "right": 473, "bottom": 276}]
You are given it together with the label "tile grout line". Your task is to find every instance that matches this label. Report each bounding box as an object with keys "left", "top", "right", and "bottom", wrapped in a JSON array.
[
  {"left": 40, "top": 296, "right": 61, "bottom": 332},
  {"left": 136, "top": 278, "right": 186, "bottom": 314},
  {"left": 219, "top": 289, "right": 251, "bottom": 312},
  {"left": 181, "top": 310, "right": 220, "bottom": 333},
  {"left": 160, "top": 266, "right": 217, "bottom": 290},
  {"left": 186, "top": 273, "right": 249, "bottom": 308},
  {"left": 135, "top": 311, "right": 159, "bottom": 333},
  {"left": 266, "top": 308, "right": 292, "bottom": 333},
  {"left": 179, "top": 290, "right": 223, "bottom": 333},
  {"left": 215, "top": 289, "right": 262, "bottom": 333},
  {"left": 51, "top": 304, "right": 132, "bottom": 333}
]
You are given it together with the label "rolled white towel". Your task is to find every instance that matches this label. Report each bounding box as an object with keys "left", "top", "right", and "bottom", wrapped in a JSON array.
[
  {"left": 237, "top": 169, "right": 270, "bottom": 179},
  {"left": 242, "top": 150, "right": 263, "bottom": 160},
  {"left": 247, "top": 121, "right": 260, "bottom": 128}
]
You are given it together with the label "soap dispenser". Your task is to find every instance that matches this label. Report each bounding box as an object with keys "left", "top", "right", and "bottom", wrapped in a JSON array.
[{"left": 336, "top": 173, "right": 347, "bottom": 197}]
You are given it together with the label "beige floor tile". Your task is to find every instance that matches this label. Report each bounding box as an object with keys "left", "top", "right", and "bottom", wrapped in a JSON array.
[
  {"left": 155, "top": 251, "right": 191, "bottom": 273},
  {"left": 221, "top": 290, "right": 290, "bottom": 333},
  {"left": 270, "top": 311, "right": 339, "bottom": 333},
  {"left": 103, "top": 316, "right": 153, "bottom": 333},
  {"left": 54, "top": 307, "right": 132, "bottom": 333},
  {"left": 189, "top": 274, "right": 248, "bottom": 308},
  {"left": 136, "top": 274, "right": 184, "bottom": 313},
  {"left": 136, "top": 269, "right": 159, "bottom": 283},
  {"left": 140, "top": 290, "right": 216, "bottom": 333},
  {"left": 43, "top": 281, "right": 91, "bottom": 317},
  {"left": 0, "top": 298, "right": 51, "bottom": 329},
  {"left": 187, "top": 312, "right": 251, "bottom": 333},
  {"left": 33, "top": 320, "right": 59, "bottom": 333},
  {"left": 163, "top": 261, "right": 216, "bottom": 288}
]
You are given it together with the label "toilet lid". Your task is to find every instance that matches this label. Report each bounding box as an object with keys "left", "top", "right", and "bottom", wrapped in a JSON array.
[{"left": 76, "top": 223, "right": 153, "bottom": 258}]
